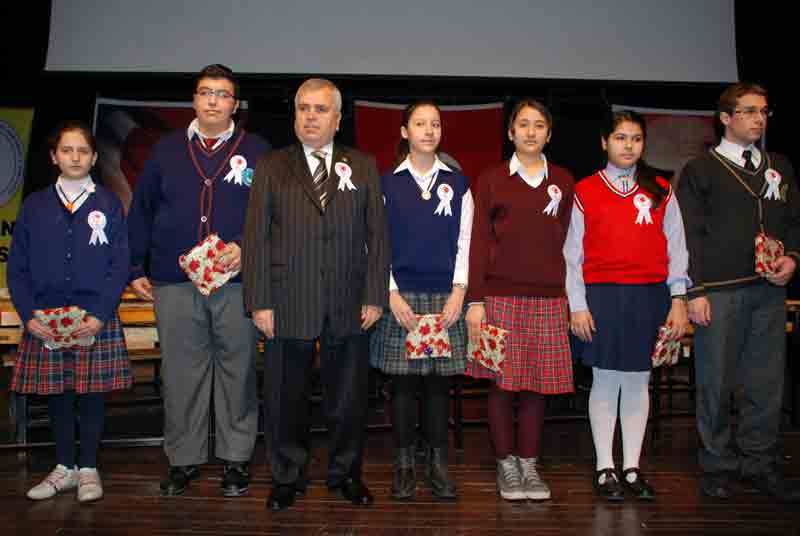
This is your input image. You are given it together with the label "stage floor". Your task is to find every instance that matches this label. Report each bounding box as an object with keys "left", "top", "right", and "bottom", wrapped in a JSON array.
[{"left": 2, "top": 418, "right": 799, "bottom": 535}]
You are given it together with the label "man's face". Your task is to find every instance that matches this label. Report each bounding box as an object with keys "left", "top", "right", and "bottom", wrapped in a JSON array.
[
  {"left": 720, "top": 93, "right": 768, "bottom": 147},
  {"left": 192, "top": 77, "right": 239, "bottom": 134},
  {"left": 294, "top": 87, "right": 341, "bottom": 148}
]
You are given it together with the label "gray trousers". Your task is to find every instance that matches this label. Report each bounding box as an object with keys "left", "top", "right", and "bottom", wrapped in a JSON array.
[
  {"left": 154, "top": 282, "right": 258, "bottom": 465},
  {"left": 694, "top": 281, "right": 786, "bottom": 477}
]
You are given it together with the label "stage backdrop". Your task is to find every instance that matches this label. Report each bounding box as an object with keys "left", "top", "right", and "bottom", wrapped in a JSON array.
[
  {"left": 612, "top": 105, "right": 716, "bottom": 186},
  {"left": 354, "top": 101, "right": 504, "bottom": 183},
  {"left": 93, "top": 98, "right": 250, "bottom": 211},
  {"left": 0, "top": 108, "right": 35, "bottom": 290}
]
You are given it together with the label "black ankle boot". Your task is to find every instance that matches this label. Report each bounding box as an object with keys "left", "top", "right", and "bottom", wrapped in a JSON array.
[
  {"left": 391, "top": 447, "right": 416, "bottom": 500},
  {"left": 426, "top": 447, "right": 457, "bottom": 500}
]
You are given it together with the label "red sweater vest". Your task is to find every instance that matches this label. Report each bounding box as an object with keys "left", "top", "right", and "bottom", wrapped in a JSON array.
[{"left": 575, "top": 171, "right": 670, "bottom": 284}]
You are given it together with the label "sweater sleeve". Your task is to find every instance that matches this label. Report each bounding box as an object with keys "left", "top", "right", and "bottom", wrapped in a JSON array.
[
  {"left": 6, "top": 201, "right": 36, "bottom": 325},
  {"left": 676, "top": 161, "right": 709, "bottom": 297},
  {"left": 127, "top": 153, "right": 162, "bottom": 281},
  {"left": 776, "top": 155, "right": 800, "bottom": 259},
  {"left": 93, "top": 197, "right": 130, "bottom": 323}
]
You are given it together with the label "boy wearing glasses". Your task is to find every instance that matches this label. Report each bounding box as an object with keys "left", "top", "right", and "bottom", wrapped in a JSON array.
[
  {"left": 678, "top": 82, "right": 800, "bottom": 502},
  {"left": 128, "top": 64, "right": 270, "bottom": 498}
]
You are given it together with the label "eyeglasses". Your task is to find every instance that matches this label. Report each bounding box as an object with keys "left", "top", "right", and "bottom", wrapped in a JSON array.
[
  {"left": 196, "top": 88, "right": 235, "bottom": 100},
  {"left": 733, "top": 107, "right": 773, "bottom": 119}
]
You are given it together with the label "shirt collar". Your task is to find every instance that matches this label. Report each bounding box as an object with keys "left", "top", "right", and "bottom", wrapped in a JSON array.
[
  {"left": 604, "top": 162, "right": 637, "bottom": 182},
  {"left": 716, "top": 137, "right": 760, "bottom": 164},
  {"left": 393, "top": 155, "right": 452, "bottom": 181},
  {"left": 56, "top": 175, "right": 96, "bottom": 213},
  {"left": 187, "top": 118, "right": 236, "bottom": 149},
  {"left": 303, "top": 141, "right": 334, "bottom": 159},
  {"left": 509, "top": 152, "right": 548, "bottom": 188}
]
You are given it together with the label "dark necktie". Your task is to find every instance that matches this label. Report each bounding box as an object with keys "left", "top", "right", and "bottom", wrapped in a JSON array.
[
  {"left": 742, "top": 149, "right": 756, "bottom": 172},
  {"left": 311, "top": 150, "right": 329, "bottom": 209}
]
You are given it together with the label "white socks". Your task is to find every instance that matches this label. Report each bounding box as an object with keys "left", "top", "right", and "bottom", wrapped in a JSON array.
[{"left": 589, "top": 367, "right": 650, "bottom": 472}]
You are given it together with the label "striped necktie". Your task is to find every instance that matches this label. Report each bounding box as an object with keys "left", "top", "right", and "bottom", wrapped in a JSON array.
[
  {"left": 742, "top": 150, "right": 756, "bottom": 172},
  {"left": 311, "top": 150, "right": 329, "bottom": 209}
]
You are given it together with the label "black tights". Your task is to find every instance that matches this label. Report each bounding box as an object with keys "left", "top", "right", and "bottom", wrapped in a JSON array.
[
  {"left": 390, "top": 375, "right": 451, "bottom": 449},
  {"left": 47, "top": 391, "right": 106, "bottom": 468}
]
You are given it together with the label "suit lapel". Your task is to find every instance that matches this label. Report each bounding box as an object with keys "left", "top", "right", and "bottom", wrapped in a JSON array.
[
  {"left": 325, "top": 145, "right": 347, "bottom": 208},
  {"left": 290, "top": 144, "right": 324, "bottom": 213}
]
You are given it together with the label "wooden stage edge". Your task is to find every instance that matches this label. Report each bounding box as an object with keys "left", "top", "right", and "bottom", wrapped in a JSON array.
[{"left": 2, "top": 420, "right": 800, "bottom": 535}]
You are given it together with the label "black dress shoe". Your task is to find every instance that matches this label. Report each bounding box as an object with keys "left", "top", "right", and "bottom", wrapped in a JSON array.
[
  {"left": 160, "top": 465, "right": 200, "bottom": 496},
  {"left": 701, "top": 472, "right": 732, "bottom": 499},
  {"left": 593, "top": 468, "right": 624, "bottom": 501},
  {"left": 620, "top": 468, "right": 655, "bottom": 501},
  {"left": 267, "top": 484, "right": 296, "bottom": 511},
  {"left": 747, "top": 470, "right": 800, "bottom": 503},
  {"left": 331, "top": 478, "right": 374, "bottom": 506},
  {"left": 221, "top": 462, "right": 250, "bottom": 497},
  {"left": 391, "top": 447, "right": 416, "bottom": 500},
  {"left": 425, "top": 447, "right": 457, "bottom": 500}
]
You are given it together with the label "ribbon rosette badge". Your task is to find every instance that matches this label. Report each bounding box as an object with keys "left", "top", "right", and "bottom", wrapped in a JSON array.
[
  {"left": 543, "top": 184, "right": 562, "bottom": 216},
  {"left": 633, "top": 193, "right": 653, "bottom": 225},
  {"left": 335, "top": 162, "right": 356, "bottom": 191},
  {"left": 87, "top": 210, "right": 109, "bottom": 245},
  {"left": 223, "top": 155, "right": 247, "bottom": 185},
  {"left": 434, "top": 183, "right": 454, "bottom": 216},
  {"left": 764, "top": 168, "right": 782, "bottom": 200}
]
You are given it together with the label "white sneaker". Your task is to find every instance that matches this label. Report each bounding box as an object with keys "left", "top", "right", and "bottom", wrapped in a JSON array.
[
  {"left": 26, "top": 464, "right": 78, "bottom": 500},
  {"left": 496, "top": 455, "right": 526, "bottom": 500},
  {"left": 518, "top": 457, "right": 551, "bottom": 500},
  {"left": 77, "top": 468, "right": 104, "bottom": 503}
]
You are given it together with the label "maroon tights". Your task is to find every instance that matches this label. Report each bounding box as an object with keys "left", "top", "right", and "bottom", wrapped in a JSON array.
[{"left": 487, "top": 385, "right": 545, "bottom": 459}]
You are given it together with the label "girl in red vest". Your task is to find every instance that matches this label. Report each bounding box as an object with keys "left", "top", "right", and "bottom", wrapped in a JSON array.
[{"left": 565, "top": 110, "right": 690, "bottom": 500}]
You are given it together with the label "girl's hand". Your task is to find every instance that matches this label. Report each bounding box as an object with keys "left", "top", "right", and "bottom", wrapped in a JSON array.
[
  {"left": 666, "top": 298, "right": 689, "bottom": 340},
  {"left": 570, "top": 310, "right": 596, "bottom": 342},
  {"left": 390, "top": 291, "right": 417, "bottom": 332},
  {"left": 441, "top": 286, "right": 466, "bottom": 329},
  {"left": 26, "top": 318, "right": 55, "bottom": 342},
  {"left": 72, "top": 316, "right": 104, "bottom": 339},
  {"left": 465, "top": 304, "right": 486, "bottom": 346}
]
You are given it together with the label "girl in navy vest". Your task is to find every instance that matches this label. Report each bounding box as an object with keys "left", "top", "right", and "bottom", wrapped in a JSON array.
[
  {"left": 370, "top": 101, "right": 472, "bottom": 501},
  {"left": 465, "top": 100, "right": 575, "bottom": 501},
  {"left": 8, "top": 121, "right": 131, "bottom": 503},
  {"left": 565, "top": 110, "right": 690, "bottom": 500}
]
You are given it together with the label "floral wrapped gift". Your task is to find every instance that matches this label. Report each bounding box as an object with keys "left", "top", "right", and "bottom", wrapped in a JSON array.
[
  {"left": 404, "top": 314, "right": 452, "bottom": 360},
  {"left": 179, "top": 233, "right": 239, "bottom": 296},
  {"left": 33, "top": 306, "right": 95, "bottom": 349},
  {"left": 755, "top": 232, "right": 784, "bottom": 276},
  {"left": 467, "top": 323, "right": 509, "bottom": 374},
  {"left": 651, "top": 324, "right": 682, "bottom": 367}
]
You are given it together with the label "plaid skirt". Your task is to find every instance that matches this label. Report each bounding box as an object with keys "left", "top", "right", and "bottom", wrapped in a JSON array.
[
  {"left": 465, "top": 296, "right": 574, "bottom": 394},
  {"left": 370, "top": 291, "right": 467, "bottom": 376},
  {"left": 11, "top": 315, "right": 132, "bottom": 395}
]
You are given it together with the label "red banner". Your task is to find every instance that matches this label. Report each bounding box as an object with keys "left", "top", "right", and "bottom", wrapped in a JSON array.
[{"left": 354, "top": 101, "right": 504, "bottom": 183}]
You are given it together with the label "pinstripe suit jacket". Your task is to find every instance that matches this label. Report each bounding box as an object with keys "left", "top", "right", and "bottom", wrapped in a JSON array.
[{"left": 242, "top": 143, "right": 390, "bottom": 340}]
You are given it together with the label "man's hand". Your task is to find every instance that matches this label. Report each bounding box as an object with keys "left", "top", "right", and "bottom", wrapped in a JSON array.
[
  {"left": 389, "top": 292, "right": 417, "bottom": 332},
  {"left": 688, "top": 297, "right": 711, "bottom": 327},
  {"left": 253, "top": 309, "right": 275, "bottom": 338},
  {"left": 361, "top": 305, "right": 382, "bottom": 330},
  {"left": 570, "top": 310, "right": 596, "bottom": 342},
  {"left": 217, "top": 243, "right": 242, "bottom": 273},
  {"left": 72, "top": 316, "right": 104, "bottom": 339},
  {"left": 130, "top": 277, "right": 154, "bottom": 301},
  {"left": 766, "top": 255, "right": 797, "bottom": 286}
]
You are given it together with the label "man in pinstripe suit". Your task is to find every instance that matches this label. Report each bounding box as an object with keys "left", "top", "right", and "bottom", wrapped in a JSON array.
[{"left": 242, "top": 78, "right": 390, "bottom": 511}]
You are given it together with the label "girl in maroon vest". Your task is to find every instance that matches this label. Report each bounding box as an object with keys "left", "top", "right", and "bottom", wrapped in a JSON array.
[
  {"left": 565, "top": 110, "right": 690, "bottom": 500},
  {"left": 465, "top": 100, "right": 575, "bottom": 501}
]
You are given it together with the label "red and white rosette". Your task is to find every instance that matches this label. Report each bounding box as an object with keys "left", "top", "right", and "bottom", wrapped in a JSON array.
[
  {"left": 467, "top": 323, "right": 509, "bottom": 374},
  {"left": 178, "top": 233, "right": 240, "bottom": 296},
  {"left": 764, "top": 168, "right": 782, "bottom": 200},
  {"left": 335, "top": 161, "right": 356, "bottom": 191},
  {"left": 633, "top": 193, "right": 653, "bottom": 225},
  {"left": 404, "top": 314, "right": 452, "bottom": 359},
  {"left": 434, "top": 183, "right": 454, "bottom": 216},
  {"left": 223, "top": 155, "right": 247, "bottom": 185},
  {"left": 542, "top": 184, "right": 562, "bottom": 216},
  {"left": 87, "top": 210, "right": 109, "bottom": 245}
]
